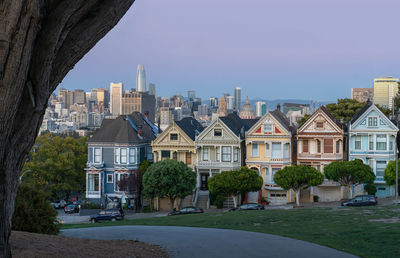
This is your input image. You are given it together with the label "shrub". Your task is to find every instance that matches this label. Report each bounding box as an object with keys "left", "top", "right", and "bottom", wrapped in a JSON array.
[
  {"left": 364, "top": 183, "right": 377, "bottom": 196},
  {"left": 215, "top": 195, "right": 225, "bottom": 209},
  {"left": 141, "top": 206, "right": 152, "bottom": 213},
  {"left": 12, "top": 184, "right": 60, "bottom": 234},
  {"left": 81, "top": 202, "right": 101, "bottom": 209}
]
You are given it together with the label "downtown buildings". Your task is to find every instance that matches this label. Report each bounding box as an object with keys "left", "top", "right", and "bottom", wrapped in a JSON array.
[{"left": 373, "top": 77, "right": 399, "bottom": 110}]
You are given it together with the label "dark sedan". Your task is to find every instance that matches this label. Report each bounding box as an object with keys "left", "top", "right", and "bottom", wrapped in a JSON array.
[
  {"left": 168, "top": 207, "right": 204, "bottom": 216},
  {"left": 341, "top": 195, "right": 377, "bottom": 207},
  {"left": 229, "top": 203, "right": 265, "bottom": 211},
  {"left": 64, "top": 204, "right": 79, "bottom": 214},
  {"left": 90, "top": 209, "right": 124, "bottom": 223}
]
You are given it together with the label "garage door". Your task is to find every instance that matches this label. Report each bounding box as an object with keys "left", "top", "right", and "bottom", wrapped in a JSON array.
[
  {"left": 317, "top": 187, "right": 341, "bottom": 202},
  {"left": 268, "top": 191, "right": 287, "bottom": 205}
]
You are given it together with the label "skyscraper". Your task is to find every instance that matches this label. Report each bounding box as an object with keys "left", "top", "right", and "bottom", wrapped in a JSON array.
[
  {"left": 255, "top": 101, "right": 267, "bottom": 117},
  {"left": 226, "top": 96, "right": 234, "bottom": 111},
  {"left": 373, "top": 77, "right": 399, "bottom": 110},
  {"left": 136, "top": 64, "right": 146, "bottom": 92},
  {"left": 149, "top": 83, "right": 156, "bottom": 95},
  {"left": 188, "top": 90, "right": 196, "bottom": 101},
  {"left": 234, "top": 87, "right": 241, "bottom": 112},
  {"left": 209, "top": 97, "right": 218, "bottom": 108},
  {"left": 73, "top": 89, "right": 86, "bottom": 105},
  {"left": 121, "top": 91, "right": 156, "bottom": 122},
  {"left": 110, "top": 82, "right": 123, "bottom": 116},
  {"left": 217, "top": 97, "right": 227, "bottom": 117}
]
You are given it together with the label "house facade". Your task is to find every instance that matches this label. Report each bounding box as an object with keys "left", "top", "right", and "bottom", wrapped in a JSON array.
[
  {"left": 348, "top": 102, "right": 398, "bottom": 198},
  {"left": 85, "top": 112, "right": 158, "bottom": 205},
  {"left": 245, "top": 109, "right": 296, "bottom": 205},
  {"left": 297, "top": 106, "right": 346, "bottom": 202},
  {"left": 151, "top": 117, "right": 204, "bottom": 210}
]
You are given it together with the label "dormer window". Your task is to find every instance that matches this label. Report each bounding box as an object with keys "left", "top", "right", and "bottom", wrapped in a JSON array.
[
  {"left": 214, "top": 129, "right": 222, "bottom": 136},
  {"left": 316, "top": 122, "right": 324, "bottom": 129},
  {"left": 170, "top": 133, "right": 178, "bottom": 141},
  {"left": 263, "top": 123, "right": 273, "bottom": 133},
  {"left": 368, "top": 117, "right": 378, "bottom": 127}
]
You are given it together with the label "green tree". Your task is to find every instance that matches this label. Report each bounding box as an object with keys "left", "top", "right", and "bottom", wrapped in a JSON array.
[
  {"left": 274, "top": 165, "right": 324, "bottom": 206},
  {"left": 384, "top": 159, "right": 400, "bottom": 190},
  {"left": 143, "top": 159, "right": 196, "bottom": 211},
  {"left": 12, "top": 184, "right": 60, "bottom": 234},
  {"left": 324, "top": 159, "right": 375, "bottom": 198},
  {"left": 325, "top": 98, "right": 365, "bottom": 123},
  {"left": 208, "top": 167, "right": 263, "bottom": 207},
  {"left": 297, "top": 114, "right": 312, "bottom": 127},
  {"left": 23, "top": 133, "right": 88, "bottom": 201},
  {"left": 139, "top": 160, "right": 151, "bottom": 176}
]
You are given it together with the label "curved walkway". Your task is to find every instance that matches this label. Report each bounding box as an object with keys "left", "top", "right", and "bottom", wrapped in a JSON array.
[{"left": 62, "top": 226, "right": 357, "bottom": 258}]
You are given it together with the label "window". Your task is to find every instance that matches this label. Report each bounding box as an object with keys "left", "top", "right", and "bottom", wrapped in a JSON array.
[
  {"left": 114, "top": 148, "right": 120, "bottom": 163},
  {"left": 88, "top": 174, "right": 99, "bottom": 191},
  {"left": 234, "top": 148, "right": 239, "bottom": 162},
  {"left": 161, "top": 150, "right": 170, "bottom": 160},
  {"left": 265, "top": 143, "right": 270, "bottom": 157},
  {"left": 336, "top": 140, "right": 341, "bottom": 153},
  {"left": 324, "top": 139, "right": 333, "bottom": 153},
  {"left": 214, "top": 129, "right": 222, "bottom": 137},
  {"left": 120, "top": 148, "right": 127, "bottom": 164},
  {"left": 186, "top": 152, "right": 192, "bottom": 165},
  {"left": 170, "top": 133, "right": 178, "bottom": 141},
  {"left": 390, "top": 138, "right": 394, "bottom": 151},
  {"left": 263, "top": 123, "right": 273, "bottom": 133},
  {"left": 222, "top": 146, "right": 232, "bottom": 162},
  {"left": 107, "top": 174, "right": 113, "bottom": 183},
  {"left": 115, "top": 173, "right": 128, "bottom": 191},
  {"left": 203, "top": 148, "right": 209, "bottom": 161},
  {"left": 216, "top": 147, "right": 220, "bottom": 161},
  {"left": 271, "top": 168, "right": 280, "bottom": 183},
  {"left": 272, "top": 143, "right": 282, "bottom": 158},
  {"left": 172, "top": 152, "right": 177, "bottom": 161},
  {"left": 94, "top": 148, "right": 101, "bottom": 163},
  {"left": 283, "top": 143, "right": 289, "bottom": 159},
  {"left": 355, "top": 136, "right": 361, "bottom": 150},
  {"left": 376, "top": 134, "right": 387, "bottom": 150},
  {"left": 317, "top": 140, "right": 321, "bottom": 153},
  {"left": 252, "top": 144, "right": 259, "bottom": 157},
  {"left": 376, "top": 161, "right": 386, "bottom": 178},
  {"left": 368, "top": 117, "right": 378, "bottom": 127},
  {"left": 303, "top": 140, "right": 309, "bottom": 152},
  {"left": 316, "top": 122, "right": 324, "bottom": 129},
  {"left": 129, "top": 148, "right": 136, "bottom": 163},
  {"left": 369, "top": 135, "right": 374, "bottom": 151}
]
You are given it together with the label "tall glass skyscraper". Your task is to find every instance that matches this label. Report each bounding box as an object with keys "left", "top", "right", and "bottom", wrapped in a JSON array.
[
  {"left": 136, "top": 64, "right": 146, "bottom": 92},
  {"left": 234, "top": 87, "right": 241, "bottom": 112}
]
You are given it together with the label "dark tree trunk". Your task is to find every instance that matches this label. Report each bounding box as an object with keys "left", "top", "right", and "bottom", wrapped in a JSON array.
[{"left": 0, "top": 1, "right": 135, "bottom": 256}]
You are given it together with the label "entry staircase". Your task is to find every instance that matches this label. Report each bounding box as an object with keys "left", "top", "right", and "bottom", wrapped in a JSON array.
[
  {"left": 196, "top": 190, "right": 209, "bottom": 210},
  {"left": 223, "top": 196, "right": 235, "bottom": 209}
]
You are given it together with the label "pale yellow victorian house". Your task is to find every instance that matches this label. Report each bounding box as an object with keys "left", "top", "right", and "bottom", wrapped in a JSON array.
[
  {"left": 245, "top": 108, "right": 296, "bottom": 205},
  {"left": 151, "top": 117, "right": 204, "bottom": 210}
]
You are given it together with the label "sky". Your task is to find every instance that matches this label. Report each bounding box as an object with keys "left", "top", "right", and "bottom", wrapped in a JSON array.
[{"left": 62, "top": 0, "right": 400, "bottom": 102}]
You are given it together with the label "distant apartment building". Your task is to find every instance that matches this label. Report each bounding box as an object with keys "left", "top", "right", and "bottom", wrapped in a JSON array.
[
  {"left": 282, "top": 103, "right": 310, "bottom": 116},
  {"left": 197, "top": 104, "right": 208, "bottom": 116},
  {"left": 121, "top": 91, "right": 156, "bottom": 122},
  {"left": 110, "top": 82, "right": 123, "bottom": 116},
  {"left": 159, "top": 107, "right": 173, "bottom": 130},
  {"left": 255, "top": 101, "right": 267, "bottom": 117},
  {"left": 218, "top": 97, "right": 227, "bottom": 117},
  {"left": 149, "top": 83, "right": 156, "bottom": 95},
  {"left": 234, "top": 87, "right": 241, "bottom": 112},
  {"left": 351, "top": 88, "right": 373, "bottom": 103},
  {"left": 373, "top": 77, "right": 399, "bottom": 110},
  {"left": 226, "top": 96, "right": 234, "bottom": 111},
  {"left": 73, "top": 89, "right": 86, "bottom": 105}
]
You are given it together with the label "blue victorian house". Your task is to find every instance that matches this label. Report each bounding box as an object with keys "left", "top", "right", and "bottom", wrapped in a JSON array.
[
  {"left": 348, "top": 101, "right": 398, "bottom": 198},
  {"left": 85, "top": 112, "right": 159, "bottom": 205}
]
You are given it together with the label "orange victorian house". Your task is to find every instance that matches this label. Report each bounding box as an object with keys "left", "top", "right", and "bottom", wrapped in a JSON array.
[{"left": 297, "top": 106, "right": 346, "bottom": 202}]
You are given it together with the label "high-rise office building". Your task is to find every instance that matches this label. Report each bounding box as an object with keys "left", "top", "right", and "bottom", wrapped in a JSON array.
[
  {"left": 73, "top": 89, "right": 86, "bottom": 105},
  {"left": 136, "top": 64, "right": 146, "bottom": 92},
  {"left": 351, "top": 88, "right": 373, "bottom": 103},
  {"left": 226, "top": 96, "right": 234, "bottom": 111},
  {"left": 209, "top": 97, "right": 218, "bottom": 108},
  {"left": 218, "top": 97, "right": 227, "bottom": 117},
  {"left": 149, "top": 83, "right": 156, "bottom": 95},
  {"left": 373, "top": 77, "right": 399, "bottom": 110},
  {"left": 234, "top": 87, "right": 241, "bottom": 112},
  {"left": 121, "top": 91, "right": 156, "bottom": 122},
  {"left": 188, "top": 90, "right": 196, "bottom": 101},
  {"left": 110, "top": 82, "right": 123, "bottom": 116},
  {"left": 255, "top": 101, "right": 267, "bottom": 117}
]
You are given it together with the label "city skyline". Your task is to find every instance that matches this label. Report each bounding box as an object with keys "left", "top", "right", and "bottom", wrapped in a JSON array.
[{"left": 61, "top": 0, "right": 400, "bottom": 101}]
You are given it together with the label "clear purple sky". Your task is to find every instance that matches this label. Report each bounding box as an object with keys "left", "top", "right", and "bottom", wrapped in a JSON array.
[{"left": 62, "top": 0, "right": 400, "bottom": 101}]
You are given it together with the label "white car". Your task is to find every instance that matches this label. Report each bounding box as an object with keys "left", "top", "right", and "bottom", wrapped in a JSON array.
[{"left": 50, "top": 200, "right": 67, "bottom": 209}]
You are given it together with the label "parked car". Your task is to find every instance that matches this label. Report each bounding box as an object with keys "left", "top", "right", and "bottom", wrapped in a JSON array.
[
  {"left": 50, "top": 200, "right": 66, "bottom": 209},
  {"left": 229, "top": 203, "right": 265, "bottom": 211},
  {"left": 341, "top": 195, "right": 378, "bottom": 207},
  {"left": 90, "top": 209, "right": 124, "bottom": 223},
  {"left": 64, "top": 203, "right": 80, "bottom": 214},
  {"left": 168, "top": 207, "right": 204, "bottom": 216}
]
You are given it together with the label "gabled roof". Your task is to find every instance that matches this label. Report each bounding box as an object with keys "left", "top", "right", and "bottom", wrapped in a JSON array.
[
  {"left": 219, "top": 113, "right": 258, "bottom": 138},
  {"left": 88, "top": 112, "right": 158, "bottom": 144},
  {"left": 270, "top": 109, "right": 296, "bottom": 134},
  {"left": 349, "top": 101, "right": 373, "bottom": 125},
  {"left": 175, "top": 117, "right": 204, "bottom": 141},
  {"left": 298, "top": 106, "right": 343, "bottom": 132}
]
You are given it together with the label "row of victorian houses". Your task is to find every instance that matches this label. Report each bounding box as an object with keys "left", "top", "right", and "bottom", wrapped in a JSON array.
[{"left": 85, "top": 101, "right": 399, "bottom": 209}]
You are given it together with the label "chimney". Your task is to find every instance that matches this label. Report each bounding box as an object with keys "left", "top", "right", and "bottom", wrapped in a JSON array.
[
  {"left": 137, "top": 125, "right": 143, "bottom": 137},
  {"left": 277, "top": 104, "right": 281, "bottom": 111}
]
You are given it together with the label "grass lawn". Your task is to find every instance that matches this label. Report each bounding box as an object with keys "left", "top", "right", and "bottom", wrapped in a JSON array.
[{"left": 62, "top": 205, "right": 400, "bottom": 258}]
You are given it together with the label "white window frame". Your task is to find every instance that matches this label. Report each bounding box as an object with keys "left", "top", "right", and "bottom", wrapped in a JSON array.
[
  {"left": 203, "top": 148, "right": 209, "bottom": 161},
  {"left": 233, "top": 148, "right": 239, "bottom": 162},
  {"left": 222, "top": 146, "right": 232, "bottom": 162},
  {"left": 216, "top": 147, "right": 220, "bottom": 162},
  {"left": 271, "top": 142, "right": 282, "bottom": 159},
  {"left": 263, "top": 123, "right": 273, "bottom": 133},
  {"left": 252, "top": 143, "right": 259, "bottom": 157},
  {"left": 369, "top": 135, "right": 374, "bottom": 151},
  {"left": 107, "top": 174, "right": 113, "bottom": 183},
  {"left": 129, "top": 148, "right": 136, "bottom": 164},
  {"left": 355, "top": 136, "right": 362, "bottom": 150},
  {"left": 376, "top": 134, "right": 387, "bottom": 151},
  {"left": 368, "top": 117, "right": 378, "bottom": 127},
  {"left": 120, "top": 148, "right": 127, "bottom": 164},
  {"left": 265, "top": 143, "right": 270, "bottom": 157},
  {"left": 94, "top": 147, "right": 102, "bottom": 164},
  {"left": 114, "top": 147, "right": 120, "bottom": 164}
]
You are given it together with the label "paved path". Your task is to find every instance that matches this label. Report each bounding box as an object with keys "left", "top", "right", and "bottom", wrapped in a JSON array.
[{"left": 62, "top": 226, "right": 357, "bottom": 258}]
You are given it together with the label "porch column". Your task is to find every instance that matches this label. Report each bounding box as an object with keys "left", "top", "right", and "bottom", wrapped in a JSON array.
[
  {"left": 386, "top": 133, "right": 390, "bottom": 151},
  {"left": 373, "top": 134, "right": 377, "bottom": 151},
  {"left": 231, "top": 146, "right": 234, "bottom": 162},
  {"left": 281, "top": 142, "right": 284, "bottom": 159},
  {"left": 209, "top": 169, "right": 212, "bottom": 177},
  {"left": 220, "top": 145, "right": 222, "bottom": 162}
]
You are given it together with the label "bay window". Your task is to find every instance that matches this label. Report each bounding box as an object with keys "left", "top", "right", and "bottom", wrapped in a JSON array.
[
  {"left": 222, "top": 146, "right": 232, "bottom": 162},
  {"left": 252, "top": 143, "right": 259, "bottom": 157},
  {"left": 129, "top": 148, "right": 136, "bottom": 163},
  {"left": 88, "top": 174, "right": 99, "bottom": 191},
  {"left": 272, "top": 143, "right": 282, "bottom": 158},
  {"left": 120, "top": 148, "right": 127, "bottom": 164},
  {"left": 234, "top": 148, "right": 239, "bottom": 162},
  {"left": 376, "top": 135, "right": 387, "bottom": 150},
  {"left": 203, "top": 148, "right": 209, "bottom": 161},
  {"left": 369, "top": 135, "right": 374, "bottom": 151},
  {"left": 94, "top": 148, "right": 102, "bottom": 163},
  {"left": 355, "top": 136, "right": 361, "bottom": 150}
]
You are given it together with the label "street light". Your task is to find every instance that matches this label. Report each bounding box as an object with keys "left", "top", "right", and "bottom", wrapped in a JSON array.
[{"left": 19, "top": 169, "right": 31, "bottom": 183}]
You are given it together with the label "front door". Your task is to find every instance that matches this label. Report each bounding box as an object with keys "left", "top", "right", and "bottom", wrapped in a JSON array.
[{"left": 200, "top": 173, "right": 209, "bottom": 190}]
